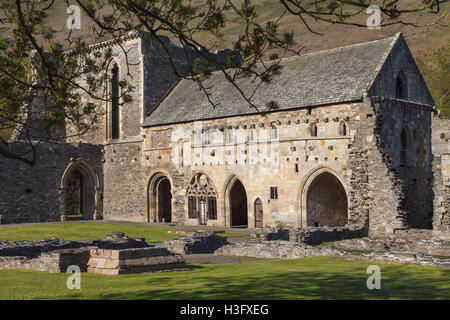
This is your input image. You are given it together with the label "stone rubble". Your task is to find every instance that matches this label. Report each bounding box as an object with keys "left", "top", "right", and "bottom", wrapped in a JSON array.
[
  {"left": 162, "top": 231, "right": 228, "bottom": 255},
  {"left": 288, "top": 224, "right": 365, "bottom": 245},
  {"left": 0, "top": 232, "right": 186, "bottom": 274},
  {"left": 214, "top": 239, "right": 450, "bottom": 268},
  {"left": 1, "top": 231, "right": 449, "bottom": 273}
]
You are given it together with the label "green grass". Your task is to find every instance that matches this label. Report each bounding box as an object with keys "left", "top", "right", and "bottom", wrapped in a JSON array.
[
  {"left": 216, "top": 232, "right": 250, "bottom": 238},
  {"left": 0, "top": 223, "right": 182, "bottom": 242},
  {"left": 0, "top": 257, "right": 448, "bottom": 299},
  {"left": 0, "top": 223, "right": 250, "bottom": 242},
  {"left": 0, "top": 223, "right": 448, "bottom": 299}
]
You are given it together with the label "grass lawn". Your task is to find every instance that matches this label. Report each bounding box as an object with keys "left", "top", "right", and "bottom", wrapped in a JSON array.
[
  {"left": 0, "top": 223, "right": 448, "bottom": 300},
  {"left": 0, "top": 223, "right": 182, "bottom": 242},
  {"left": 0, "top": 223, "right": 249, "bottom": 242},
  {"left": 0, "top": 257, "right": 448, "bottom": 300}
]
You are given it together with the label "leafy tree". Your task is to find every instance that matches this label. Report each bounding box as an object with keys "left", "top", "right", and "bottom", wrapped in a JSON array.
[
  {"left": 416, "top": 40, "right": 450, "bottom": 117},
  {"left": 0, "top": 0, "right": 447, "bottom": 165}
]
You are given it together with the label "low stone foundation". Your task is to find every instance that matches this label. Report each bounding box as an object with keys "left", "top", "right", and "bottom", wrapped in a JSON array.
[
  {"left": 333, "top": 235, "right": 450, "bottom": 257},
  {"left": 0, "top": 248, "right": 91, "bottom": 272},
  {"left": 0, "top": 232, "right": 187, "bottom": 274},
  {"left": 87, "top": 246, "right": 186, "bottom": 275},
  {"left": 214, "top": 240, "right": 450, "bottom": 268},
  {"left": 162, "top": 231, "right": 228, "bottom": 254},
  {"left": 0, "top": 238, "right": 95, "bottom": 272},
  {"left": 250, "top": 228, "right": 289, "bottom": 241},
  {"left": 288, "top": 225, "right": 366, "bottom": 245}
]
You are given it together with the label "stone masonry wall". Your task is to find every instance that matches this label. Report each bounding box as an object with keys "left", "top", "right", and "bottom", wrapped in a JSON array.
[
  {"left": 65, "top": 33, "right": 144, "bottom": 144},
  {"left": 102, "top": 140, "right": 148, "bottom": 222},
  {"left": 139, "top": 102, "right": 371, "bottom": 228},
  {"left": 0, "top": 141, "right": 103, "bottom": 224},
  {"left": 368, "top": 33, "right": 434, "bottom": 105},
  {"left": 99, "top": 34, "right": 233, "bottom": 223},
  {"left": 432, "top": 116, "right": 450, "bottom": 238},
  {"left": 367, "top": 97, "right": 433, "bottom": 234}
]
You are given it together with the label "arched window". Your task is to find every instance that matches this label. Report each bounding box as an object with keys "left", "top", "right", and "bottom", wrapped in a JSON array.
[
  {"left": 187, "top": 174, "right": 217, "bottom": 224},
  {"left": 339, "top": 121, "right": 347, "bottom": 136},
  {"left": 396, "top": 71, "right": 408, "bottom": 99},
  {"left": 309, "top": 123, "right": 318, "bottom": 137},
  {"left": 400, "top": 127, "right": 408, "bottom": 166},
  {"left": 110, "top": 63, "right": 120, "bottom": 139}
]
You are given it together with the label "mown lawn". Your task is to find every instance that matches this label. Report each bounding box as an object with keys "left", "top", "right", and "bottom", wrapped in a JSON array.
[
  {"left": 0, "top": 223, "right": 181, "bottom": 242},
  {"left": 0, "top": 222, "right": 249, "bottom": 242},
  {"left": 0, "top": 223, "right": 448, "bottom": 300},
  {"left": 0, "top": 257, "right": 448, "bottom": 300}
]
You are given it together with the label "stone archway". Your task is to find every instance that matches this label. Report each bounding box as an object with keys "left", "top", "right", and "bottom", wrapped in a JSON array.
[
  {"left": 61, "top": 160, "right": 99, "bottom": 221},
  {"left": 229, "top": 179, "right": 248, "bottom": 227},
  {"left": 306, "top": 172, "right": 348, "bottom": 227},
  {"left": 148, "top": 172, "right": 172, "bottom": 223}
]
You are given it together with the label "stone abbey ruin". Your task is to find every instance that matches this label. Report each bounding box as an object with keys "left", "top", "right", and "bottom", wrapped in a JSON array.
[{"left": 0, "top": 32, "right": 449, "bottom": 243}]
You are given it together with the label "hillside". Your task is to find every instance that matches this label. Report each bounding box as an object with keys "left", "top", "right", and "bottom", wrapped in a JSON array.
[{"left": 32, "top": 0, "right": 449, "bottom": 56}]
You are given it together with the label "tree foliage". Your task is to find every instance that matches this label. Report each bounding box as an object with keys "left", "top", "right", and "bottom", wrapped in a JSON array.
[{"left": 416, "top": 39, "right": 450, "bottom": 117}]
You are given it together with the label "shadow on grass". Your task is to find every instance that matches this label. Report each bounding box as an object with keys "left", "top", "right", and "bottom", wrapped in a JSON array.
[{"left": 94, "top": 258, "right": 450, "bottom": 300}]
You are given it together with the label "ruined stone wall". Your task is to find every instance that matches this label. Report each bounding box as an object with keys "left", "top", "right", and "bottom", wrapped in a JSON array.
[
  {"left": 368, "top": 33, "right": 434, "bottom": 105},
  {"left": 63, "top": 34, "right": 150, "bottom": 223},
  {"left": 140, "top": 33, "right": 236, "bottom": 117},
  {"left": 102, "top": 140, "right": 148, "bottom": 222},
  {"left": 138, "top": 102, "right": 373, "bottom": 229},
  {"left": 65, "top": 34, "right": 144, "bottom": 144},
  {"left": 101, "top": 34, "right": 195, "bottom": 223},
  {"left": 363, "top": 33, "right": 434, "bottom": 234},
  {"left": 367, "top": 97, "right": 433, "bottom": 234},
  {"left": 431, "top": 116, "right": 450, "bottom": 238},
  {"left": 0, "top": 141, "right": 103, "bottom": 224}
]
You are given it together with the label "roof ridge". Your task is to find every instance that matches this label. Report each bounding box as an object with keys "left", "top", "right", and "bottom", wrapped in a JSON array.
[
  {"left": 279, "top": 33, "right": 399, "bottom": 62},
  {"left": 365, "top": 33, "right": 401, "bottom": 93},
  {"left": 200, "top": 33, "right": 400, "bottom": 77}
]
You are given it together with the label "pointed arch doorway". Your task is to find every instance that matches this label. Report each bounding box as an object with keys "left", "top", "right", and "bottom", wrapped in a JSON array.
[
  {"left": 61, "top": 160, "right": 99, "bottom": 221},
  {"left": 148, "top": 172, "right": 172, "bottom": 223},
  {"left": 228, "top": 179, "right": 248, "bottom": 228}
]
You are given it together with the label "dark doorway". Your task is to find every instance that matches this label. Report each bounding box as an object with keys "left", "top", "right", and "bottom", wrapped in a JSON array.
[
  {"left": 230, "top": 180, "right": 248, "bottom": 227},
  {"left": 62, "top": 161, "right": 97, "bottom": 221},
  {"left": 65, "top": 170, "right": 84, "bottom": 220},
  {"left": 157, "top": 178, "right": 172, "bottom": 223},
  {"left": 254, "top": 198, "right": 263, "bottom": 228},
  {"left": 306, "top": 172, "right": 348, "bottom": 227}
]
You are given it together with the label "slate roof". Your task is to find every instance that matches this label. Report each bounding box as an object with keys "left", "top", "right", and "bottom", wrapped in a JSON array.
[{"left": 143, "top": 34, "right": 399, "bottom": 127}]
